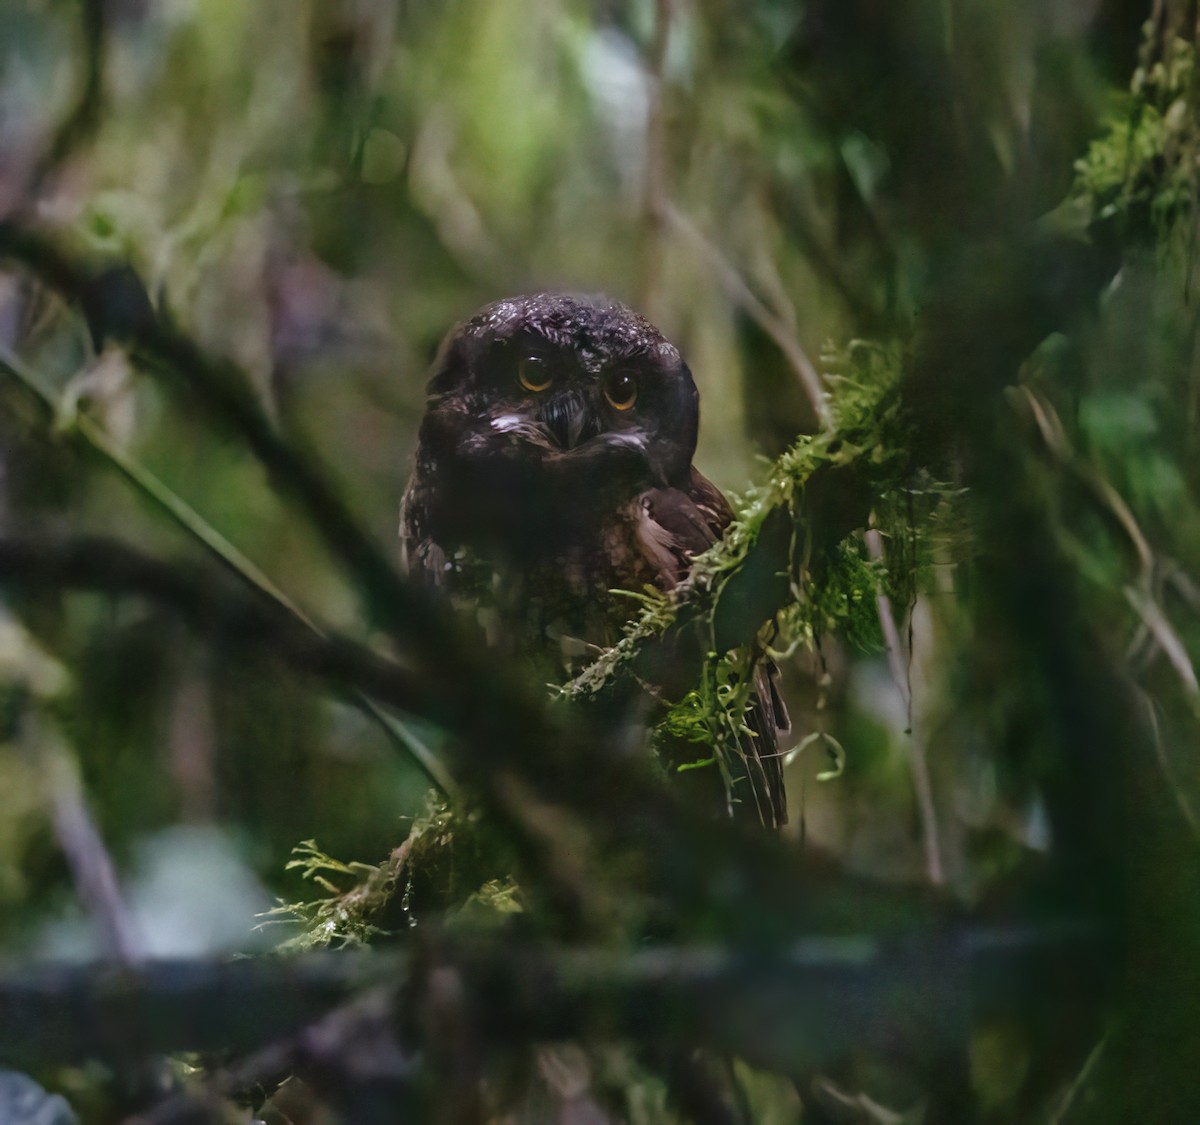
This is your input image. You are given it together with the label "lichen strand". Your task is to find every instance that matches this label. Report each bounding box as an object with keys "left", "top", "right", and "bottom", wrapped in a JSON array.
[{"left": 655, "top": 646, "right": 759, "bottom": 787}]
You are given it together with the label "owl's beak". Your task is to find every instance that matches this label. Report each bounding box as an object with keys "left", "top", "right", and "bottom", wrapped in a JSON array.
[{"left": 541, "top": 388, "right": 598, "bottom": 450}]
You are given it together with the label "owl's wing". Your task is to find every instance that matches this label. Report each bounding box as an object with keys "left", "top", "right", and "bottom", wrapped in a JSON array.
[
  {"left": 639, "top": 469, "right": 790, "bottom": 829},
  {"left": 398, "top": 479, "right": 448, "bottom": 586}
]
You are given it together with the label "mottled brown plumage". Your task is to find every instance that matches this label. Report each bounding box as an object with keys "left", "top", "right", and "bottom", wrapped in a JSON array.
[{"left": 400, "top": 293, "right": 788, "bottom": 827}]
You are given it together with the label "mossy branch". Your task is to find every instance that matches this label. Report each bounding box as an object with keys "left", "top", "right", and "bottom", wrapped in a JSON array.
[{"left": 565, "top": 341, "right": 909, "bottom": 710}]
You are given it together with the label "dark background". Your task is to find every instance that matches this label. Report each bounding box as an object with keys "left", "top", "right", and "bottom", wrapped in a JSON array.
[{"left": 1, "top": 1, "right": 1198, "bottom": 1121}]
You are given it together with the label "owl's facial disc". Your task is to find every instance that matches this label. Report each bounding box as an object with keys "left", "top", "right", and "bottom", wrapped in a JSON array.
[{"left": 424, "top": 293, "right": 700, "bottom": 489}]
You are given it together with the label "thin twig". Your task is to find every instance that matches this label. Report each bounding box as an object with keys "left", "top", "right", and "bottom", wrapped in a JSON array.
[
  {"left": 865, "top": 529, "right": 943, "bottom": 886},
  {"left": 1125, "top": 584, "right": 1200, "bottom": 694},
  {"left": 1048, "top": 1034, "right": 1108, "bottom": 1125},
  {"left": 1133, "top": 686, "right": 1200, "bottom": 837},
  {"left": 1018, "top": 386, "right": 1154, "bottom": 577},
  {"left": 639, "top": 0, "right": 672, "bottom": 315},
  {"left": 30, "top": 0, "right": 108, "bottom": 192},
  {"left": 37, "top": 732, "right": 140, "bottom": 964},
  {"left": 662, "top": 202, "right": 832, "bottom": 428},
  {"left": 1019, "top": 386, "right": 1200, "bottom": 706}
]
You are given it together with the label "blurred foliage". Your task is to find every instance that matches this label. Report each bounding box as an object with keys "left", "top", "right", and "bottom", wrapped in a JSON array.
[
  {"left": 3, "top": 0, "right": 1200, "bottom": 1121},
  {"left": 1075, "top": 26, "right": 1198, "bottom": 236}
]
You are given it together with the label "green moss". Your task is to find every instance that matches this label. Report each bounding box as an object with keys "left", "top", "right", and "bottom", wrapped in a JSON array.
[
  {"left": 567, "top": 339, "right": 910, "bottom": 695},
  {"left": 563, "top": 338, "right": 924, "bottom": 807},
  {"left": 1074, "top": 30, "right": 1198, "bottom": 238},
  {"left": 263, "top": 837, "right": 406, "bottom": 950},
  {"left": 274, "top": 333, "right": 965, "bottom": 920},
  {"left": 266, "top": 791, "right": 533, "bottom": 949}
]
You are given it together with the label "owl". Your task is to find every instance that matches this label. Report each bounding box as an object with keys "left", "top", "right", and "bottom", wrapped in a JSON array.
[{"left": 400, "top": 293, "right": 788, "bottom": 827}]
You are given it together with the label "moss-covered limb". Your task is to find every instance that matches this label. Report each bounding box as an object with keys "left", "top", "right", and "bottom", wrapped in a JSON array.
[
  {"left": 267, "top": 799, "right": 528, "bottom": 950},
  {"left": 566, "top": 341, "right": 909, "bottom": 712},
  {"left": 554, "top": 341, "right": 919, "bottom": 822},
  {"left": 264, "top": 840, "right": 410, "bottom": 951}
]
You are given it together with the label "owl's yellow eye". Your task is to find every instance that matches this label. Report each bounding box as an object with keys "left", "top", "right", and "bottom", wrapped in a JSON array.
[
  {"left": 518, "top": 359, "right": 553, "bottom": 393},
  {"left": 604, "top": 371, "right": 638, "bottom": 411}
]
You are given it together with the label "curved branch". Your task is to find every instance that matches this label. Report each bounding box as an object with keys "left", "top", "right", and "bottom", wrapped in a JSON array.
[{"left": 31, "top": 0, "right": 108, "bottom": 191}]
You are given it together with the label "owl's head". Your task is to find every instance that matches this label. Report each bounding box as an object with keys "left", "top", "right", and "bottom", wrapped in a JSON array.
[{"left": 422, "top": 293, "right": 700, "bottom": 493}]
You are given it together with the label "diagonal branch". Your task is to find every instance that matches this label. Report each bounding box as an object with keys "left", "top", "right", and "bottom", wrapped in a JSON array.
[
  {"left": 662, "top": 203, "right": 832, "bottom": 429},
  {"left": 30, "top": 0, "right": 108, "bottom": 191},
  {"left": 0, "top": 530, "right": 952, "bottom": 951},
  {"left": 0, "top": 222, "right": 435, "bottom": 651},
  {"left": 0, "top": 343, "right": 457, "bottom": 796}
]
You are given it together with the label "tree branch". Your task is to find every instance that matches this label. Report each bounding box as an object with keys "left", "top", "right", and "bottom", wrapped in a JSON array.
[
  {"left": 0, "top": 534, "right": 438, "bottom": 723},
  {"left": 30, "top": 0, "right": 108, "bottom": 191},
  {"left": 0, "top": 223, "right": 433, "bottom": 651},
  {"left": 0, "top": 342, "right": 458, "bottom": 796},
  {"left": 662, "top": 203, "right": 832, "bottom": 429},
  {"left": 0, "top": 923, "right": 1108, "bottom": 1078}
]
